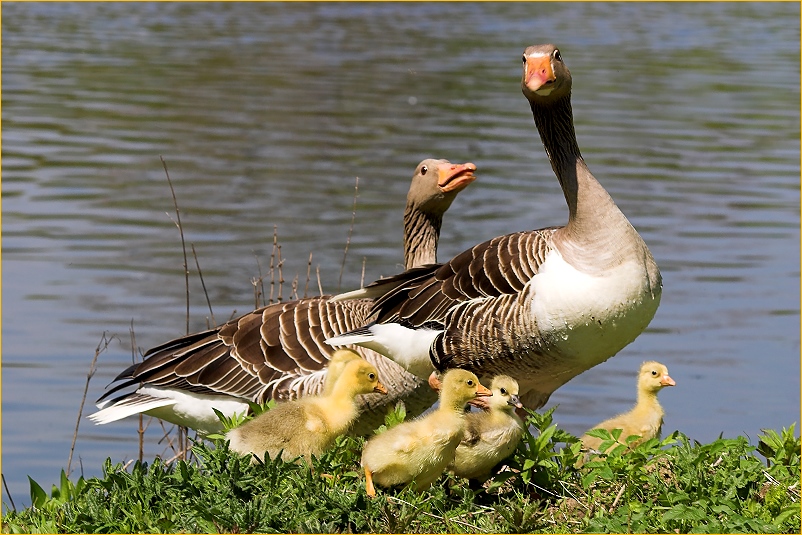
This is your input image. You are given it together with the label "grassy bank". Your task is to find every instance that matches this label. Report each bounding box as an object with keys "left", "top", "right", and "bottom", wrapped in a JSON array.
[{"left": 3, "top": 410, "right": 799, "bottom": 533}]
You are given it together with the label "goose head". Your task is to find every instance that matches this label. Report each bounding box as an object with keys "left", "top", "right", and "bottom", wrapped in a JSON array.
[
  {"left": 322, "top": 348, "right": 363, "bottom": 395},
  {"left": 439, "top": 368, "right": 492, "bottom": 410},
  {"left": 638, "top": 361, "right": 676, "bottom": 396},
  {"left": 333, "top": 358, "right": 388, "bottom": 397},
  {"left": 407, "top": 158, "right": 477, "bottom": 216},
  {"left": 487, "top": 375, "right": 523, "bottom": 413},
  {"left": 521, "top": 43, "right": 572, "bottom": 103}
]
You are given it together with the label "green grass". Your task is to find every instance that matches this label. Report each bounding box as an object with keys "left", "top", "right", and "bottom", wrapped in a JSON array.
[{"left": 3, "top": 409, "right": 799, "bottom": 534}]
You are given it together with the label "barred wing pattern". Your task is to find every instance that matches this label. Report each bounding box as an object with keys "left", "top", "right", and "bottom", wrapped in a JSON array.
[
  {"left": 368, "top": 228, "right": 558, "bottom": 325},
  {"left": 332, "top": 229, "right": 559, "bottom": 381},
  {"left": 100, "top": 297, "right": 376, "bottom": 405}
]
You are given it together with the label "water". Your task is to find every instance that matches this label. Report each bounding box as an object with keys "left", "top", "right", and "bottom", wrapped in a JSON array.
[{"left": 2, "top": 2, "right": 799, "bottom": 508}]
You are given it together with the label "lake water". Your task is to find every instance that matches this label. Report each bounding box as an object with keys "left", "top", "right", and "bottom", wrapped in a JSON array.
[{"left": 2, "top": 2, "right": 799, "bottom": 508}]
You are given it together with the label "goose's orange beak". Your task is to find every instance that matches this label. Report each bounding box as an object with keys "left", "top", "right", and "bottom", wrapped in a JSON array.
[
  {"left": 437, "top": 161, "right": 477, "bottom": 193},
  {"left": 524, "top": 55, "right": 556, "bottom": 93},
  {"left": 660, "top": 374, "right": 676, "bottom": 387},
  {"left": 474, "top": 383, "right": 493, "bottom": 397},
  {"left": 374, "top": 381, "right": 388, "bottom": 395}
]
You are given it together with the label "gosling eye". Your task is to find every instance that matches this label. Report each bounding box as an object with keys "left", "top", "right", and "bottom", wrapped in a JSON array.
[
  {"left": 420, "top": 165, "right": 428, "bottom": 175},
  {"left": 500, "top": 388, "right": 508, "bottom": 395},
  {"left": 651, "top": 370, "right": 658, "bottom": 376},
  {"left": 466, "top": 380, "right": 475, "bottom": 387},
  {"left": 552, "top": 49, "right": 562, "bottom": 62},
  {"left": 521, "top": 54, "right": 526, "bottom": 64},
  {"left": 368, "top": 373, "right": 376, "bottom": 380}
]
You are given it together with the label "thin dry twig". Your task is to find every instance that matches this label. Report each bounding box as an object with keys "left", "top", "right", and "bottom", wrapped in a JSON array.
[
  {"left": 160, "top": 156, "right": 191, "bottom": 335},
  {"left": 383, "top": 495, "right": 485, "bottom": 532},
  {"left": 338, "top": 176, "right": 359, "bottom": 291},
  {"left": 129, "top": 320, "right": 147, "bottom": 463},
  {"left": 192, "top": 243, "right": 216, "bottom": 327},
  {"left": 2, "top": 473, "right": 17, "bottom": 512},
  {"left": 611, "top": 483, "right": 627, "bottom": 510},
  {"left": 304, "top": 252, "right": 313, "bottom": 298},
  {"left": 361, "top": 256, "right": 367, "bottom": 289},
  {"left": 253, "top": 251, "right": 266, "bottom": 309},
  {"left": 269, "top": 226, "right": 278, "bottom": 304},
  {"left": 276, "top": 243, "right": 284, "bottom": 303},
  {"left": 316, "top": 265, "right": 323, "bottom": 296},
  {"left": 68, "top": 332, "right": 114, "bottom": 476}
]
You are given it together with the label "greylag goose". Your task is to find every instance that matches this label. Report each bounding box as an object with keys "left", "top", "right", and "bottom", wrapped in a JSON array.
[
  {"left": 361, "top": 368, "right": 491, "bottom": 497},
  {"left": 579, "top": 360, "right": 675, "bottom": 457},
  {"left": 227, "top": 351, "right": 387, "bottom": 463},
  {"left": 327, "top": 44, "right": 662, "bottom": 410},
  {"left": 89, "top": 159, "right": 476, "bottom": 435}
]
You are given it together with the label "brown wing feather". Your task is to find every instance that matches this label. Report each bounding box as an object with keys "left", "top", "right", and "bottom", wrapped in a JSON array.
[
  {"left": 97, "top": 296, "right": 375, "bottom": 405},
  {"left": 369, "top": 229, "right": 558, "bottom": 326}
]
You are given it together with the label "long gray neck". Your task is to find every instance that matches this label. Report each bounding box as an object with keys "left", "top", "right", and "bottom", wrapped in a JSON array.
[
  {"left": 530, "top": 94, "right": 637, "bottom": 270},
  {"left": 403, "top": 206, "right": 442, "bottom": 268}
]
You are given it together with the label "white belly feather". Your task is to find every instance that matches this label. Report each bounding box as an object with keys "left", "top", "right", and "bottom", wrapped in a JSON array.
[{"left": 528, "top": 248, "right": 661, "bottom": 365}]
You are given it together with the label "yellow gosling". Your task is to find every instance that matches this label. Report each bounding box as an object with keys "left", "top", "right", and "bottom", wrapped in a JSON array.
[
  {"left": 361, "top": 369, "right": 492, "bottom": 497},
  {"left": 450, "top": 375, "right": 524, "bottom": 482},
  {"left": 579, "top": 361, "right": 676, "bottom": 461},
  {"left": 227, "top": 357, "right": 387, "bottom": 463},
  {"left": 321, "top": 348, "right": 363, "bottom": 396}
]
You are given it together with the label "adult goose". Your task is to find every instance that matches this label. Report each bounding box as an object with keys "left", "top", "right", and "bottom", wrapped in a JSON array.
[
  {"left": 327, "top": 44, "right": 662, "bottom": 409},
  {"left": 89, "top": 159, "right": 476, "bottom": 435}
]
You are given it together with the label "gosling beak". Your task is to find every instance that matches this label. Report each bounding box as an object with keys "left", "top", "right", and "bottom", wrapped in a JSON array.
[
  {"left": 507, "top": 394, "right": 524, "bottom": 409},
  {"left": 437, "top": 161, "right": 477, "bottom": 193},
  {"left": 427, "top": 371, "right": 443, "bottom": 392},
  {"left": 660, "top": 374, "right": 676, "bottom": 387},
  {"left": 474, "top": 383, "right": 493, "bottom": 398},
  {"left": 373, "top": 381, "right": 388, "bottom": 395},
  {"left": 523, "top": 54, "right": 556, "bottom": 93}
]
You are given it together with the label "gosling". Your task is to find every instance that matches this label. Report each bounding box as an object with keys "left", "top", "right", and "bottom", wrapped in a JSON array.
[
  {"left": 361, "top": 368, "right": 492, "bottom": 497},
  {"left": 580, "top": 360, "right": 676, "bottom": 459},
  {"left": 227, "top": 354, "right": 386, "bottom": 463},
  {"left": 449, "top": 375, "right": 524, "bottom": 482}
]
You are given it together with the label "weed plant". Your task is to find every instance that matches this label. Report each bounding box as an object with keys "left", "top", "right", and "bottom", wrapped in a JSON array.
[{"left": 3, "top": 408, "right": 799, "bottom": 534}]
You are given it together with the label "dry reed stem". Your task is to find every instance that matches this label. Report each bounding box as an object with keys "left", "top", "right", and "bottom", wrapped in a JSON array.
[
  {"left": 2, "top": 473, "right": 17, "bottom": 512},
  {"left": 160, "top": 156, "right": 190, "bottom": 335},
  {"left": 128, "top": 320, "right": 146, "bottom": 463},
  {"left": 68, "top": 332, "right": 113, "bottom": 476},
  {"left": 269, "top": 226, "right": 278, "bottom": 304},
  {"left": 338, "top": 176, "right": 359, "bottom": 291},
  {"left": 304, "top": 252, "right": 313, "bottom": 298},
  {"left": 252, "top": 253, "right": 266, "bottom": 310},
  {"left": 192, "top": 243, "right": 216, "bottom": 327}
]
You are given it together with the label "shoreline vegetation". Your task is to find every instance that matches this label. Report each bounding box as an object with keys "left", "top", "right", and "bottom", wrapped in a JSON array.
[
  {"left": 3, "top": 163, "right": 799, "bottom": 533},
  {"left": 2, "top": 409, "right": 799, "bottom": 533}
]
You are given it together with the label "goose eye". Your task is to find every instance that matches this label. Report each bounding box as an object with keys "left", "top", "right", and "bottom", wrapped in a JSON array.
[
  {"left": 521, "top": 54, "right": 526, "bottom": 64},
  {"left": 500, "top": 388, "right": 507, "bottom": 395},
  {"left": 552, "top": 49, "right": 562, "bottom": 62},
  {"left": 651, "top": 370, "right": 658, "bottom": 376},
  {"left": 369, "top": 373, "right": 376, "bottom": 380},
  {"left": 467, "top": 380, "right": 474, "bottom": 387},
  {"left": 420, "top": 165, "right": 428, "bottom": 175}
]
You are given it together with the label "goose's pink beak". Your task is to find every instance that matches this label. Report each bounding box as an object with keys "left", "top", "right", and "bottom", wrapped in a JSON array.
[
  {"left": 660, "top": 374, "right": 676, "bottom": 387},
  {"left": 437, "top": 161, "right": 477, "bottom": 193},
  {"left": 524, "top": 55, "right": 556, "bottom": 93}
]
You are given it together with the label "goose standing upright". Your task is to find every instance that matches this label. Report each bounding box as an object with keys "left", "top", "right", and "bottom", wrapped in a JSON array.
[
  {"left": 90, "top": 159, "right": 476, "bottom": 435},
  {"left": 327, "top": 44, "right": 662, "bottom": 409}
]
